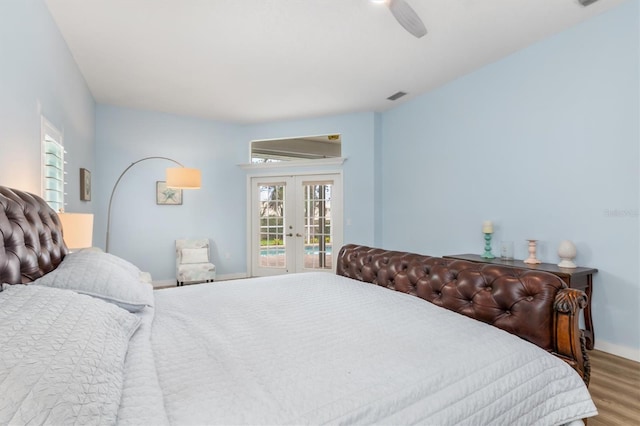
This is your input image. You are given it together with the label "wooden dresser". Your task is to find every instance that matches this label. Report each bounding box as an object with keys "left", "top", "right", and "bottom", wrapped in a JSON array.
[{"left": 444, "top": 254, "right": 598, "bottom": 350}]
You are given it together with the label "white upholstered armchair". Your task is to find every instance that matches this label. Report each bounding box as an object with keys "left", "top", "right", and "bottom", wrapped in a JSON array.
[{"left": 175, "top": 239, "right": 216, "bottom": 286}]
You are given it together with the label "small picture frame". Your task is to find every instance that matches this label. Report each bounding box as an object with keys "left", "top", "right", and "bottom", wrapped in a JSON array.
[
  {"left": 80, "top": 168, "right": 91, "bottom": 201},
  {"left": 156, "top": 181, "right": 182, "bottom": 205}
]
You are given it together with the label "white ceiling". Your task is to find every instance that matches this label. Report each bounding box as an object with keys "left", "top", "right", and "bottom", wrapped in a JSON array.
[{"left": 44, "top": 0, "right": 627, "bottom": 124}]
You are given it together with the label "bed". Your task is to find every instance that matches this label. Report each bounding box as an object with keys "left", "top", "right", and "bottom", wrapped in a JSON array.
[{"left": 0, "top": 186, "right": 596, "bottom": 425}]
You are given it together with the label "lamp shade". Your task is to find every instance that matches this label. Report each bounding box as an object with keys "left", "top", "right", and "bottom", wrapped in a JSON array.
[
  {"left": 166, "top": 167, "right": 201, "bottom": 189},
  {"left": 58, "top": 213, "right": 94, "bottom": 250}
]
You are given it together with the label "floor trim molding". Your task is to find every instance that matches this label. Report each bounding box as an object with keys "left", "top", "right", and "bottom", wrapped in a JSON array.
[
  {"left": 152, "top": 273, "right": 249, "bottom": 288},
  {"left": 594, "top": 340, "right": 640, "bottom": 362}
]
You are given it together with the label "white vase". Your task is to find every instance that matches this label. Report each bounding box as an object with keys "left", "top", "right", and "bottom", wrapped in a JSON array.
[{"left": 557, "top": 240, "right": 577, "bottom": 268}]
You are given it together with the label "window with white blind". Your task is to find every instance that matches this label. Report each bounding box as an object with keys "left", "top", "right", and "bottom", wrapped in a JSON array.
[{"left": 41, "top": 117, "right": 66, "bottom": 212}]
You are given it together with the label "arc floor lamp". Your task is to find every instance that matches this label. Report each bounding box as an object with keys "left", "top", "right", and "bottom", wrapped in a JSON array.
[{"left": 105, "top": 156, "right": 201, "bottom": 253}]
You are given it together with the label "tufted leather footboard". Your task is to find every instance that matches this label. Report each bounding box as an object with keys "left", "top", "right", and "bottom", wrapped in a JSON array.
[{"left": 336, "top": 244, "right": 590, "bottom": 385}]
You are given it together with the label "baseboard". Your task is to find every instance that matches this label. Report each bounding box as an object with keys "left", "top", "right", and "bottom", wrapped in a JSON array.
[
  {"left": 216, "top": 272, "right": 249, "bottom": 281},
  {"left": 594, "top": 340, "right": 640, "bottom": 362},
  {"left": 152, "top": 273, "right": 248, "bottom": 288},
  {"left": 152, "top": 279, "right": 176, "bottom": 289}
]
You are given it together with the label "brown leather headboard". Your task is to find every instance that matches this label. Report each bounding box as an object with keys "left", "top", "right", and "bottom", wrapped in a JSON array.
[
  {"left": 0, "top": 186, "right": 68, "bottom": 284},
  {"left": 336, "top": 244, "right": 571, "bottom": 352}
]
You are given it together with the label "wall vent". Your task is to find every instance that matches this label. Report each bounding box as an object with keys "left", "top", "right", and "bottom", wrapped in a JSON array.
[{"left": 387, "top": 91, "right": 407, "bottom": 101}]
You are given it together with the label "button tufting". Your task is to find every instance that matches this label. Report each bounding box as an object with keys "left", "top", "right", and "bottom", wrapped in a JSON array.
[
  {"left": 526, "top": 296, "right": 534, "bottom": 302},
  {"left": 486, "top": 286, "right": 492, "bottom": 291}
]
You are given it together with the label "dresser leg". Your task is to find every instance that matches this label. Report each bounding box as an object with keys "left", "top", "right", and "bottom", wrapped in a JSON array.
[{"left": 583, "top": 275, "right": 595, "bottom": 350}]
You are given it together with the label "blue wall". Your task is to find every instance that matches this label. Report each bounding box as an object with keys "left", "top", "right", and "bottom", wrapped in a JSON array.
[
  {"left": 380, "top": 0, "right": 639, "bottom": 358},
  {"left": 0, "top": 0, "right": 95, "bottom": 212},
  {"left": 95, "top": 105, "right": 244, "bottom": 278},
  {"left": 95, "top": 107, "right": 378, "bottom": 279}
]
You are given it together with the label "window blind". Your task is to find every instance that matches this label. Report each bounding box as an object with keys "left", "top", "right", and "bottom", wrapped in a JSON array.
[{"left": 42, "top": 119, "right": 65, "bottom": 212}]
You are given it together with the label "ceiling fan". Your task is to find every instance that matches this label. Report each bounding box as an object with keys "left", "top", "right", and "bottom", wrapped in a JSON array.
[{"left": 372, "top": 0, "right": 427, "bottom": 38}]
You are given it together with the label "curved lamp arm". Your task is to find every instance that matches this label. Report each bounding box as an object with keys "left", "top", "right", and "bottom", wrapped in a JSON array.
[{"left": 106, "top": 156, "right": 185, "bottom": 253}]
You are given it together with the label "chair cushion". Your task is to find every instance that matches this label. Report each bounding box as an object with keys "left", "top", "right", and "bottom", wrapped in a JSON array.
[
  {"left": 177, "top": 263, "right": 216, "bottom": 283},
  {"left": 181, "top": 248, "right": 209, "bottom": 264}
]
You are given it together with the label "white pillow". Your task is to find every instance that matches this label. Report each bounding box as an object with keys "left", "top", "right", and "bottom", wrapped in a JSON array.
[
  {"left": 33, "top": 250, "right": 153, "bottom": 312},
  {"left": 181, "top": 247, "right": 209, "bottom": 264},
  {"left": 77, "top": 248, "right": 141, "bottom": 276},
  {"left": 0, "top": 284, "right": 140, "bottom": 425}
]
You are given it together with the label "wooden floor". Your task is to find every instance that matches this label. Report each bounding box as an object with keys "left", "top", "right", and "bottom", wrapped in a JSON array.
[{"left": 588, "top": 350, "right": 640, "bottom": 425}]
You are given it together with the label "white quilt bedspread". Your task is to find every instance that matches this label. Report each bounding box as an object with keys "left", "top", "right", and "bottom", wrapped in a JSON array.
[
  {"left": 116, "top": 305, "right": 170, "bottom": 426},
  {"left": 150, "top": 272, "right": 596, "bottom": 425},
  {"left": 0, "top": 285, "right": 141, "bottom": 426}
]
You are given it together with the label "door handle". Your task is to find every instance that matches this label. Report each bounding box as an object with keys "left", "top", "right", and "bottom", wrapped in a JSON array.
[
  {"left": 286, "top": 233, "right": 293, "bottom": 237},
  {"left": 296, "top": 233, "right": 303, "bottom": 237}
]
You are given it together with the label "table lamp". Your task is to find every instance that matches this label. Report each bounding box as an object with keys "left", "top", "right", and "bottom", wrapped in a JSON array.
[{"left": 58, "top": 213, "right": 94, "bottom": 251}]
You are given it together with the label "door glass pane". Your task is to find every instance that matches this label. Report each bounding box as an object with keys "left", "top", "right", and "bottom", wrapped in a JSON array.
[
  {"left": 258, "top": 184, "right": 286, "bottom": 268},
  {"left": 302, "top": 182, "right": 332, "bottom": 270}
]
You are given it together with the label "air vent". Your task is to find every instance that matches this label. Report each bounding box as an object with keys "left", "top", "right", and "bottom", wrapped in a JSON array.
[
  {"left": 578, "top": 0, "right": 599, "bottom": 6},
  {"left": 387, "top": 91, "right": 407, "bottom": 101}
]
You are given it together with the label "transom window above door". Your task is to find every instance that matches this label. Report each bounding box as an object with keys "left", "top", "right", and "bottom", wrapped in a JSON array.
[{"left": 251, "top": 134, "right": 341, "bottom": 163}]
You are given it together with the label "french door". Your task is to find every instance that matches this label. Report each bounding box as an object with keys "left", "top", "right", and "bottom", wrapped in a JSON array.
[{"left": 250, "top": 174, "right": 343, "bottom": 276}]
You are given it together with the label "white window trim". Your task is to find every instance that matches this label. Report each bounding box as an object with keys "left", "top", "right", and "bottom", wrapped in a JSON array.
[{"left": 238, "top": 157, "right": 346, "bottom": 170}]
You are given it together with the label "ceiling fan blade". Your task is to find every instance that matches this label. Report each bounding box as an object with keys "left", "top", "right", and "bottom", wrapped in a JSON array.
[{"left": 388, "top": 0, "right": 427, "bottom": 38}]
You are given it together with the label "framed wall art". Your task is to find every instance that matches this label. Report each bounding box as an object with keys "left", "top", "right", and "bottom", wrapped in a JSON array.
[
  {"left": 80, "top": 168, "right": 91, "bottom": 201},
  {"left": 156, "top": 181, "right": 183, "bottom": 205}
]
